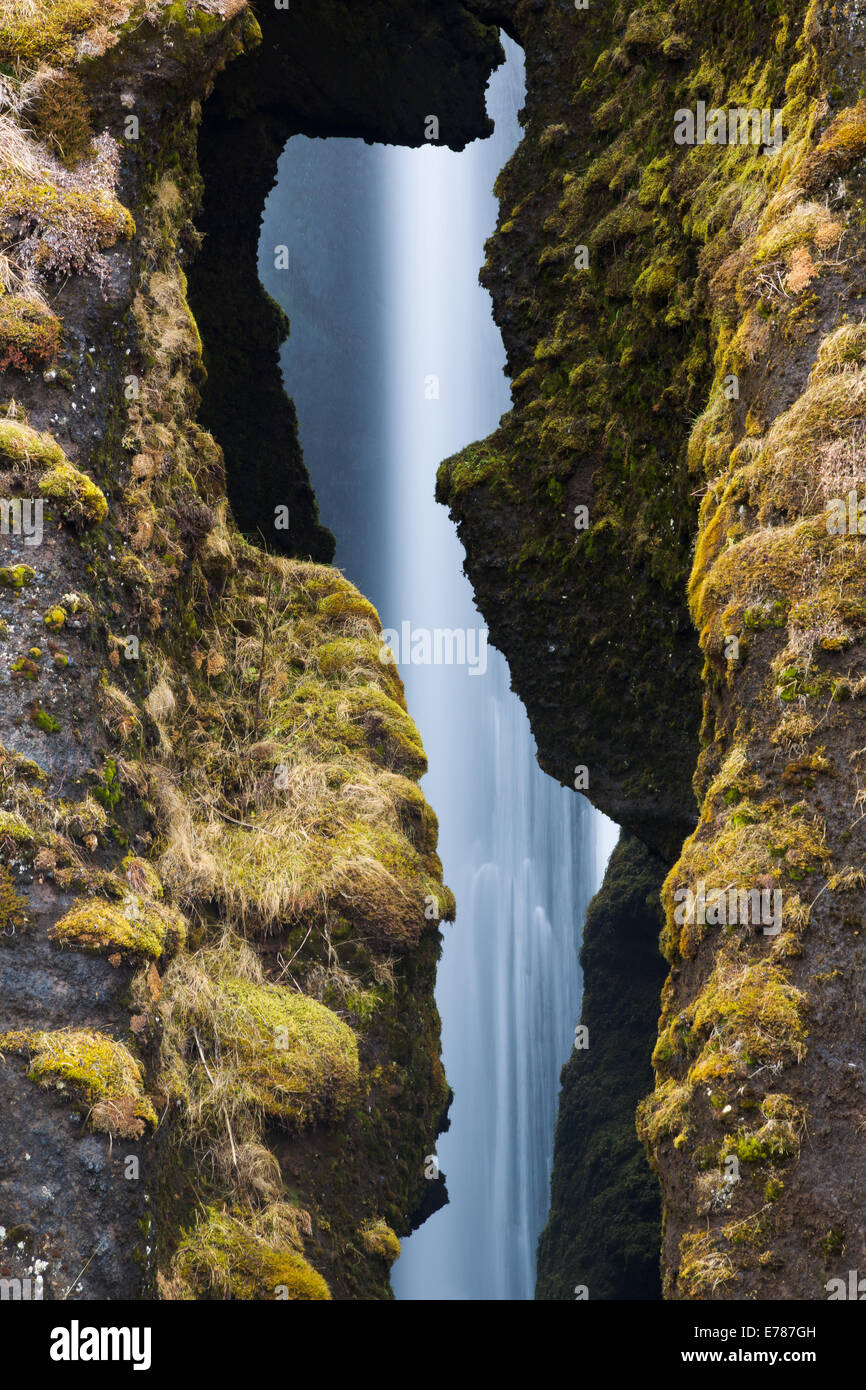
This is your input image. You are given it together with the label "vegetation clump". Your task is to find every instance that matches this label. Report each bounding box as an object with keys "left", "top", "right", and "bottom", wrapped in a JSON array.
[
  {"left": 29, "top": 72, "right": 93, "bottom": 166},
  {"left": 0, "top": 564, "right": 35, "bottom": 591},
  {"left": 0, "top": 0, "right": 128, "bottom": 66},
  {"left": 358, "top": 1218, "right": 401, "bottom": 1262},
  {"left": 0, "top": 295, "right": 61, "bottom": 370},
  {"left": 0, "top": 417, "right": 65, "bottom": 470},
  {"left": 39, "top": 458, "right": 108, "bottom": 526},
  {"left": 0, "top": 1027, "right": 156, "bottom": 1138},
  {"left": 49, "top": 896, "right": 187, "bottom": 961},
  {"left": 158, "top": 555, "right": 451, "bottom": 945},
  {"left": 170, "top": 1205, "right": 330, "bottom": 1301},
  {"left": 162, "top": 939, "right": 359, "bottom": 1131}
]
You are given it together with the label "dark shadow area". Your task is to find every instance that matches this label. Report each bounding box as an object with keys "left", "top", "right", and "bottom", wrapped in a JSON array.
[
  {"left": 188, "top": 0, "right": 503, "bottom": 556},
  {"left": 536, "top": 833, "right": 667, "bottom": 1301}
]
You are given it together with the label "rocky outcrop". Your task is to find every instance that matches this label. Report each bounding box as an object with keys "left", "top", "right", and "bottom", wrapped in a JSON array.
[
  {"left": 0, "top": 0, "right": 500, "bottom": 1301},
  {"left": 450, "top": 0, "right": 866, "bottom": 1299},
  {"left": 189, "top": 0, "right": 503, "bottom": 556}
]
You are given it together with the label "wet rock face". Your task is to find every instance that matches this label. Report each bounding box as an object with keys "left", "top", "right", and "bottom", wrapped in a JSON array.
[{"left": 0, "top": 1069, "right": 148, "bottom": 1302}]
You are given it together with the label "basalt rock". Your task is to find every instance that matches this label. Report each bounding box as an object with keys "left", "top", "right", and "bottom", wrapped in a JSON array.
[{"left": 0, "top": 0, "right": 499, "bottom": 1303}]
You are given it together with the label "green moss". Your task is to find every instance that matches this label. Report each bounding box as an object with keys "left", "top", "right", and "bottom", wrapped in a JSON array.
[
  {"left": 121, "top": 853, "right": 164, "bottom": 899},
  {"left": 0, "top": 0, "right": 128, "bottom": 65},
  {"left": 677, "top": 1231, "right": 735, "bottom": 1298},
  {"left": 39, "top": 460, "right": 108, "bottom": 527},
  {"left": 29, "top": 71, "right": 93, "bottom": 166},
  {"left": 688, "top": 960, "right": 808, "bottom": 1082},
  {"left": 0, "top": 564, "right": 35, "bottom": 592},
  {"left": 172, "top": 1207, "right": 330, "bottom": 1301},
  {"left": 0, "top": 418, "right": 65, "bottom": 470},
  {"left": 43, "top": 606, "right": 67, "bottom": 631},
  {"left": 437, "top": 441, "right": 509, "bottom": 500},
  {"left": 166, "top": 967, "right": 359, "bottom": 1130},
  {"left": 358, "top": 1218, "right": 401, "bottom": 1261},
  {"left": 92, "top": 756, "right": 121, "bottom": 811},
  {"left": 11, "top": 656, "right": 39, "bottom": 680},
  {"left": 0, "top": 1027, "right": 156, "bottom": 1138},
  {"left": 31, "top": 705, "right": 61, "bottom": 734},
  {"left": 317, "top": 589, "right": 380, "bottom": 628},
  {"left": 50, "top": 896, "right": 187, "bottom": 961},
  {"left": 0, "top": 810, "right": 39, "bottom": 848},
  {"left": 722, "top": 1094, "right": 804, "bottom": 1165},
  {"left": 0, "top": 865, "right": 27, "bottom": 934}
]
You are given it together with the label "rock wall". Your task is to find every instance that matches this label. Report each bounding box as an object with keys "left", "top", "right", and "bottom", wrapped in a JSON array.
[{"left": 0, "top": 0, "right": 499, "bottom": 1302}]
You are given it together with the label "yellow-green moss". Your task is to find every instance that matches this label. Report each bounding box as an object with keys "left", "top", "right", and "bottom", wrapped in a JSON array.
[
  {"left": 317, "top": 589, "right": 380, "bottom": 628},
  {"left": 0, "top": 1027, "right": 156, "bottom": 1138},
  {"left": 636, "top": 1076, "right": 691, "bottom": 1148},
  {"left": 49, "top": 896, "right": 187, "bottom": 961},
  {"left": 677, "top": 1230, "right": 736, "bottom": 1297},
  {"left": 0, "top": 564, "right": 35, "bottom": 591},
  {"left": 722, "top": 1093, "right": 804, "bottom": 1164},
  {"left": 43, "top": 606, "right": 67, "bottom": 631},
  {"left": 688, "top": 958, "right": 808, "bottom": 1082},
  {"left": 164, "top": 962, "right": 360, "bottom": 1130},
  {"left": 0, "top": 418, "right": 65, "bottom": 470},
  {"left": 358, "top": 1218, "right": 401, "bottom": 1262},
  {"left": 0, "top": 176, "right": 134, "bottom": 278},
  {"left": 0, "top": 0, "right": 128, "bottom": 66},
  {"left": 172, "top": 1206, "right": 331, "bottom": 1301},
  {"left": 0, "top": 864, "right": 27, "bottom": 934},
  {"left": 39, "top": 459, "right": 108, "bottom": 526}
]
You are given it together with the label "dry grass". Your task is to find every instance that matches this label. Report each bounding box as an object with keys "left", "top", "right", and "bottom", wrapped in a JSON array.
[{"left": 151, "top": 553, "right": 447, "bottom": 944}]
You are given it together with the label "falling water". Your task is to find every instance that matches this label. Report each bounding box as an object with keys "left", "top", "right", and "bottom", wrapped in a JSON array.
[{"left": 259, "top": 37, "right": 618, "bottom": 1301}]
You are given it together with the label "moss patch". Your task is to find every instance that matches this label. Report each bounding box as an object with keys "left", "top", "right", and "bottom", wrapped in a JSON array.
[
  {"left": 171, "top": 1206, "right": 331, "bottom": 1301},
  {"left": 49, "top": 896, "right": 187, "bottom": 961},
  {"left": 39, "top": 459, "right": 108, "bottom": 526},
  {"left": 0, "top": 1027, "right": 156, "bottom": 1138}
]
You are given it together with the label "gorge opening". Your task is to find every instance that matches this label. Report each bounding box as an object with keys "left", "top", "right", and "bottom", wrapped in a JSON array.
[{"left": 255, "top": 38, "right": 618, "bottom": 1300}]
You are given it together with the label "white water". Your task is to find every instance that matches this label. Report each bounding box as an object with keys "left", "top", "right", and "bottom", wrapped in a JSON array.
[{"left": 260, "top": 38, "right": 618, "bottom": 1300}]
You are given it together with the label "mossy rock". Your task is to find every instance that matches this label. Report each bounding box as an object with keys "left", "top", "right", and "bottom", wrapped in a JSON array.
[
  {"left": 358, "top": 1218, "right": 401, "bottom": 1262},
  {"left": 0, "top": 565, "right": 35, "bottom": 592},
  {"left": 317, "top": 589, "right": 380, "bottom": 628},
  {"left": 173, "top": 1207, "right": 331, "bottom": 1301},
  {"left": 0, "top": 296, "right": 62, "bottom": 371},
  {"left": 0, "top": 1028, "right": 156, "bottom": 1139},
  {"left": 188, "top": 976, "right": 359, "bottom": 1128},
  {"left": 49, "top": 896, "right": 187, "bottom": 961},
  {"left": 39, "top": 460, "right": 108, "bottom": 527},
  {"left": 0, "top": 418, "right": 65, "bottom": 470}
]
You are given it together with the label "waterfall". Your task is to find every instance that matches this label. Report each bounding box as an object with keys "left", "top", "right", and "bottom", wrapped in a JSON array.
[{"left": 259, "top": 37, "right": 618, "bottom": 1301}]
